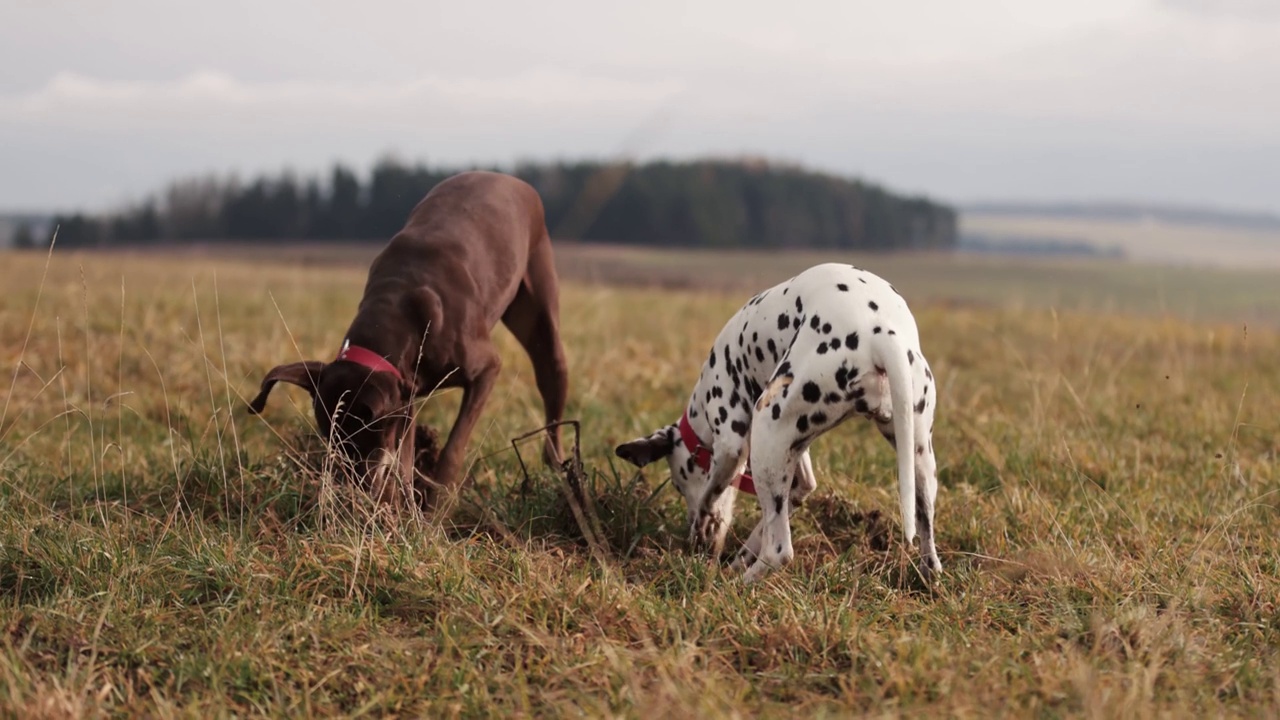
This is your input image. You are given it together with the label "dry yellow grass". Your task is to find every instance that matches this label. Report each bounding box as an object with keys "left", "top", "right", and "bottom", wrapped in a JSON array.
[{"left": 1, "top": 247, "right": 1277, "bottom": 717}]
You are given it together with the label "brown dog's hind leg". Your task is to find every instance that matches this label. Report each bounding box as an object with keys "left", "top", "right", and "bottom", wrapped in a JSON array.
[{"left": 501, "top": 238, "right": 569, "bottom": 466}]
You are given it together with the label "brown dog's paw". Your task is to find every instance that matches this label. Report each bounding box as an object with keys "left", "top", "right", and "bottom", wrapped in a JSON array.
[{"left": 414, "top": 423, "right": 441, "bottom": 477}]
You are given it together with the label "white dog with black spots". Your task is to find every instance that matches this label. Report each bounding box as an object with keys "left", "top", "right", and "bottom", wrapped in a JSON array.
[{"left": 616, "top": 263, "right": 941, "bottom": 582}]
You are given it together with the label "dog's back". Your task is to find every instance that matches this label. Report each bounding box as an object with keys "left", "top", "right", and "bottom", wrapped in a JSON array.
[
  {"left": 363, "top": 171, "right": 551, "bottom": 329},
  {"left": 697, "top": 263, "right": 920, "bottom": 396}
]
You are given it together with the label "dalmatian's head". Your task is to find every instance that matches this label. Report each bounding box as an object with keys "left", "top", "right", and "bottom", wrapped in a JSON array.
[{"left": 615, "top": 423, "right": 736, "bottom": 552}]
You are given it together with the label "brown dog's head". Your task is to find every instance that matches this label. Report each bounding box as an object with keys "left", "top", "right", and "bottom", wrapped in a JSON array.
[{"left": 249, "top": 358, "right": 417, "bottom": 499}]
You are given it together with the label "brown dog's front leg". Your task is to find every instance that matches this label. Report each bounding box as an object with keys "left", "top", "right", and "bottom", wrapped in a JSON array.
[{"left": 422, "top": 349, "right": 502, "bottom": 516}]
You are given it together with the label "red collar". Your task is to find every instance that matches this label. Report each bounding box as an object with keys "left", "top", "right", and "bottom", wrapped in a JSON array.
[
  {"left": 678, "top": 409, "right": 755, "bottom": 495},
  {"left": 335, "top": 342, "right": 403, "bottom": 381}
]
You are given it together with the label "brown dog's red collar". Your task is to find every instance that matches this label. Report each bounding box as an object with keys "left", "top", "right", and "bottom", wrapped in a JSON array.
[
  {"left": 335, "top": 342, "right": 403, "bottom": 381},
  {"left": 678, "top": 409, "right": 756, "bottom": 495}
]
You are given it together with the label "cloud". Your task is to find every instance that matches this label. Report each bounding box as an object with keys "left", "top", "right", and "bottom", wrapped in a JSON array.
[
  {"left": 0, "top": 68, "right": 691, "bottom": 210},
  {"left": 1, "top": 0, "right": 1279, "bottom": 210},
  {"left": 1161, "top": 0, "right": 1280, "bottom": 21},
  {"left": 1, "top": 69, "right": 686, "bottom": 129}
]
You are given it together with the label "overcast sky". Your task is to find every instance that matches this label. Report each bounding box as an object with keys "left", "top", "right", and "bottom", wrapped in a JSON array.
[{"left": 2, "top": 0, "right": 1279, "bottom": 213}]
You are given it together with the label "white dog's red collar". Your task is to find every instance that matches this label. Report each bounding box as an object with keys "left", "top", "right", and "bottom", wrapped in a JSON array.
[
  {"left": 335, "top": 341, "right": 403, "bottom": 381},
  {"left": 678, "top": 409, "right": 756, "bottom": 495}
]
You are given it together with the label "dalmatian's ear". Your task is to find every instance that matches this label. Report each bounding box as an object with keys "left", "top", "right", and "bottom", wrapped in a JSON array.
[{"left": 615, "top": 424, "right": 678, "bottom": 468}]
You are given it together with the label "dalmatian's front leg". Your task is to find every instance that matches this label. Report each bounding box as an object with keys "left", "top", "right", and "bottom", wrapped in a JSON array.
[
  {"left": 690, "top": 447, "right": 748, "bottom": 559},
  {"left": 740, "top": 426, "right": 807, "bottom": 583},
  {"left": 732, "top": 450, "right": 817, "bottom": 571}
]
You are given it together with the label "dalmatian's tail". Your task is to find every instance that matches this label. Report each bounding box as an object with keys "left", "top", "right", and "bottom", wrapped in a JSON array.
[{"left": 874, "top": 332, "right": 917, "bottom": 544}]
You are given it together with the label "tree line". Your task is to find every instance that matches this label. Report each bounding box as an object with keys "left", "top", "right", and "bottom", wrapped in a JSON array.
[{"left": 28, "top": 158, "right": 956, "bottom": 250}]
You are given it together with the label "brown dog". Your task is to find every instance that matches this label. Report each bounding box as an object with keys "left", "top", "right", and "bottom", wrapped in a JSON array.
[{"left": 248, "top": 171, "right": 568, "bottom": 510}]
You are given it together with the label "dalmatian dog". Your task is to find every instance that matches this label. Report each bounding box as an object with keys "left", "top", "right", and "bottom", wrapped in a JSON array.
[{"left": 615, "top": 263, "right": 940, "bottom": 582}]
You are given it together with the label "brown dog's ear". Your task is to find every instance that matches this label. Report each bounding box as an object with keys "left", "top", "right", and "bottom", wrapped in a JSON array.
[
  {"left": 247, "top": 361, "right": 326, "bottom": 414},
  {"left": 615, "top": 424, "right": 678, "bottom": 468}
]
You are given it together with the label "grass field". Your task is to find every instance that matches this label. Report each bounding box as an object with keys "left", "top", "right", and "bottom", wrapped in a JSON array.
[{"left": 1, "top": 246, "right": 1278, "bottom": 717}]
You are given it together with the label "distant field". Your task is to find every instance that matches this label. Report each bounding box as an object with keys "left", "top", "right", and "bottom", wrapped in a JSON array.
[
  {"left": 963, "top": 212, "right": 1280, "bottom": 270},
  {"left": 1, "top": 248, "right": 1277, "bottom": 716},
  {"left": 98, "top": 239, "right": 1280, "bottom": 325}
]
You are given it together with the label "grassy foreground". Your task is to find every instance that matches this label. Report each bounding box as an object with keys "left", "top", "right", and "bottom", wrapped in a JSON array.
[{"left": 1, "top": 249, "right": 1277, "bottom": 718}]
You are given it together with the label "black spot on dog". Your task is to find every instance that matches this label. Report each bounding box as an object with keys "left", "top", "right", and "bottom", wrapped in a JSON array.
[
  {"left": 888, "top": 330, "right": 896, "bottom": 336},
  {"left": 705, "top": 390, "right": 712, "bottom": 403},
  {"left": 916, "top": 444, "right": 925, "bottom": 455},
  {"left": 774, "top": 495, "right": 784, "bottom": 514},
  {"left": 830, "top": 337, "right": 841, "bottom": 350},
  {"left": 796, "top": 415, "right": 809, "bottom": 433},
  {"left": 777, "top": 313, "right": 789, "bottom": 331},
  {"left": 709, "top": 350, "right": 716, "bottom": 368},
  {"left": 711, "top": 386, "right": 724, "bottom": 398},
  {"left": 776, "top": 543, "right": 783, "bottom": 553},
  {"left": 771, "top": 404, "right": 782, "bottom": 420},
  {"left": 793, "top": 317, "right": 802, "bottom": 330},
  {"left": 907, "top": 349, "right": 915, "bottom": 365},
  {"left": 822, "top": 322, "right": 832, "bottom": 334},
  {"left": 854, "top": 398, "right": 869, "bottom": 414},
  {"left": 845, "top": 332, "right": 859, "bottom": 350},
  {"left": 723, "top": 345, "right": 731, "bottom": 368},
  {"left": 731, "top": 420, "right": 749, "bottom": 436},
  {"left": 850, "top": 386, "right": 866, "bottom": 399},
  {"left": 915, "top": 397, "right": 927, "bottom": 414},
  {"left": 835, "top": 365, "right": 850, "bottom": 390},
  {"left": 859, "top": 277, "right": 867, "bottom": 284},
  {"left": 735, "top": 357, "right": 743, "bottom": 373},
  {"left": 810, "top": 315, "right": 821, "bottom": 330},
  {"left": 810, "top": 410, "right": 828, "bottom": 425},
  {"left": 802, "top": 381, "right": 821, "bottom": 403},
  {"left": 868, "top": 301, "right": 878, "bottom": 311},
  {"left": 777, "top": 361, "right": 792, "bottom": 378},
  {"left": 719, "top": 407, "right": 728, "bottom": 423},
  {"left": 925, "top": 367, "right": 934, "bottom": 381},
  {"left": 690, "top": 409, "right": 698, "bottom": 418},
  {"left": 837, "top": 283, "right": 848, "bottom": 291},
  {"left": 686, "top": 456, "right": 696, "bottom": 473},
  {"left": 738, "top": 332, "right": 744, "bottom": 347},
  {"left": 755, "top": 346, "right": 765, "bottom": 363},
  {"left": 729, "top": 390, "right": 741, "bottom": 408},
  {"left": 747, "top": 378, "right": 762, "bottom": 400},
  {"left": 873, "top": 326, "right": 882, "bottom": 334},
  {"left": 767, "top": 338, "right": 777, "bottom": 359},
  {"left": 817, "top": 342, "right": 829, "bottom": 354},
  {"left": 795, "top": 297, "right": 804, "bottom": 313},
  {"left": 825, "top": 391, "right": 842, "bottom": 404}
]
